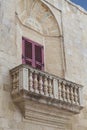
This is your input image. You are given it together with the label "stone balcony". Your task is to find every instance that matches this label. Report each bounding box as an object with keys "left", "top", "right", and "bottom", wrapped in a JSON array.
[{"left": 10, "top": 64, "right": 83, "bottom": 127}]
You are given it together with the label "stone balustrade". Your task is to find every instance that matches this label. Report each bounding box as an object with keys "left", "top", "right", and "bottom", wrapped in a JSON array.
[{"left": 10, "top": 64, "right": 83, "bottom": 114}]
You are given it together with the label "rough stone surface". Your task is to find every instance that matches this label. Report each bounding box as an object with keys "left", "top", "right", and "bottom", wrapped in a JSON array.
[{"left": 0, "top": 0, "right": 87, "bottom": 130}]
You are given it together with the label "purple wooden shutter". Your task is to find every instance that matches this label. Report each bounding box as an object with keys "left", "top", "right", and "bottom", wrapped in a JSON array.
[
  {"left": 22, "top": 37, "right": 44, "bottom": 70},
  {"left": 22, "top": 38, "right": 32, "bottom": 66},
  {"left": 35, "top": 45, "right": 44, "bottom": 70}
]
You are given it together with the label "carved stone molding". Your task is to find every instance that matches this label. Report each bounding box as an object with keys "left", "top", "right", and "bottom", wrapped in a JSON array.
[{"left": 13, "top": 92, "right": 72, "bottom": 128}]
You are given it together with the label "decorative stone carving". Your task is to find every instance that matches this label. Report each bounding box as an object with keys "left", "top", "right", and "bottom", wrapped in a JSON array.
[{"left": 16, "top": 0, "right": 61, "bottom": 36}]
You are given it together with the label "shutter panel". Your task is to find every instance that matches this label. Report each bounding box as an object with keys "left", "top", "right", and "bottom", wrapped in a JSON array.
[
  {"left": 22, "top": 38, "right": 33, "bottom": 66},
  {"left": 35, "top": 45, "right": 44, "bottom": 70},
  {"left": 25, "top": 41, "right": 32, "bottom": 66}
]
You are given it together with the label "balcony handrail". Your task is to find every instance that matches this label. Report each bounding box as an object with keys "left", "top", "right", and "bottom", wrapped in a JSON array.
[
  {"left": 10, "top": 64, "right": 83, "bottom": 88},
  {"left": 10, "top": 64, "right": 83, "bottom": 114}
]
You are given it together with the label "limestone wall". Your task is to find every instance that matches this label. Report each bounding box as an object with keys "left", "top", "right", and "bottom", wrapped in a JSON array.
[
  {"left": 0, "top": 0, "right": 87, "bottom": 130},
  {"left": 62, "top": 0, "right": 87, "bottom": 130}
]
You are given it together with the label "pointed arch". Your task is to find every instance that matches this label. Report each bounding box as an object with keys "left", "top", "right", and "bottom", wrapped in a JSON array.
[{"left": 16, "top": 0, "right": 61, "bottom": 37}]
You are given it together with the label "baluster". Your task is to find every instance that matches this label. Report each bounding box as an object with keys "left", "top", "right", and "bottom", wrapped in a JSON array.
[
  {"left": 14, "top": 73, "right": 17, "bottom": 89},
  {"left": 74, "top": 87, "right": 79, "bottom": 105},
  {"left": 16, "top": 72, "right": 19, "bottom": 88},
  {"left": 15, "top": 72, "right": 19, "bottom": 93},
  {"left": 15, "top": 73, "right": 17, "bottom": 86},
  {"left": 12, "top": 72, "right": 18, "bottom": 95},
  {"left": 12, "top": 74, "right": 15, "bottom": 89},
  {"left": 58, "top": 81, "right": 62, "bottom": 101},
  {"left": 48, "top": 77, "right": 53, "bottom": 98},
  {"left": 16, "top": 71, "right": 19, "bottom": 93},
  {"left": 62, "top": 82, "right": 66, "bottom": 102},
  {"left": 38, "top": 75, "right": 44, "bottom": 95},
  {"left": 43, "top": 76, "right": 48, "bottom": 96},
  {"left": 77, "top": 88, "right": 79, "bottom": 105},
  {"left": 33, "top": 72, "right": 39, "bottom": 93},
  {"left": 29, "top": 70, "right": 34, "bottom": 92},
  {"left": 12, "top": 74, "right": 15, "bottom": 95},
  {"left": 15, "top": 72, "right": 18, "bottom": 88},
  {"left": 70, "top": 85, "right": 74, "bottom": 104},
  {"left": 73, "top": 87, "right": 76, "bottom": 104},
  {"left": 66, "top": 84, "right": 71, "bottom": 103}
]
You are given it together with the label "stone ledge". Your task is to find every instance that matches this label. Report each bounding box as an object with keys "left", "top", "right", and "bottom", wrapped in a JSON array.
[
  {"left": 12, "top": 90, "right": 73, "bottom": 128},
  {"left": 12, "top": 89, "right": 83, "bottom": 115}
]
